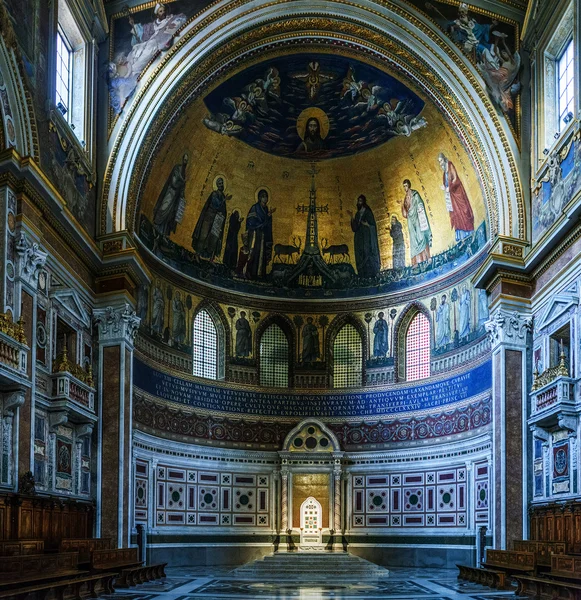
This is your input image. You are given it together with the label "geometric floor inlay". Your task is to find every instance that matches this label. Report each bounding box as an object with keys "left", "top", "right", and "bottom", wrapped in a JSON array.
[{"left": 107, "top": 565, "right": 519, "bottom": 600}]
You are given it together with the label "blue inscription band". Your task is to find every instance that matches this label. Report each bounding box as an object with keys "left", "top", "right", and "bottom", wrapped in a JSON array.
[{"left": 134, "top": 358, "right": 492, "bottom": 419}]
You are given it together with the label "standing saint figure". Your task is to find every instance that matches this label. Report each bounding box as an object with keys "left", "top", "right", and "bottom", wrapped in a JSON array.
[
  {"left": 151, "top": 281, "right": 165, "bottom": 336},
  {"left": 401, "top": 179, "right": 432, "bottom": 266},
  {"left": 245, "top": 189, "right": 275, "bottom": 279},
  {"left": 388, "top": 216, "right": 405, "bottom": 269},
  {"left": 235, "top": 311, "right": 252, "bottom": 358},
  {"left": 373, "top": 312, "right": 389, "bottom": 358},
  {"left": 438, "top": 153, "right": 474, "bottom": 241},
  {"left": 302, "top": 317, "right": 320, "bottom": 363},
  {"left": 436, "top": 294, "right": 451, "bottom": 347},
  {"left": 192, "top": 177, "right": 232, "bottom": 260},
  {"left": 478, "top": 289, "right": 489, "bottom": 326},
  {"left": 172, "top": 291, "right": 186, "bottom": 345},
  {"left": 348, "top": 194, "right": 381, "bottom": 278},
  {"left": 223, "top": 211, "right": 244, "bottom": 270},
  {"left": 153, "top": 153, "right": 188, "bottom": 236},
  {"left": 458, "top": 286, "right": 472, "bottom": 338}
]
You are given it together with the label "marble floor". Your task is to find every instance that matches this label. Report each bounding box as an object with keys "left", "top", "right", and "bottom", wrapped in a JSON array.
[{"left": 102, "top": 564, "right": 520, "bottom": 599}]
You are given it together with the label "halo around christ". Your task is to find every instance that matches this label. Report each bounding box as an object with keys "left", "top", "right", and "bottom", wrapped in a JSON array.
[{"left": 297, "top": 108, "right": 330, "bottom": 140}]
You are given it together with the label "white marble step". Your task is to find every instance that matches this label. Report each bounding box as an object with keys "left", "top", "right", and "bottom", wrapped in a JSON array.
[{"left": 230, "top": 552, "right": 390, "bottom": 581}]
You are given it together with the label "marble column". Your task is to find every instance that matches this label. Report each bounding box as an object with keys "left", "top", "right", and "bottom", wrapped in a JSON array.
[
  {"left": 332, "top": 462, "right": 342, "bottom": 550},
  {"left": 15, "top": 233, "right": 47, "bottom": 481},
  {"left": 94, "top": 303, "right": 140, "bottom": 548},
  {"left": 486, "top": 306, "right": 532, "bottom": 549}
]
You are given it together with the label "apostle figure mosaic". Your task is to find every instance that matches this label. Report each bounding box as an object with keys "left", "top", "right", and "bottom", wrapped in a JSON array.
[{"left": 139, "top": 54, "right": 487, "bottom": 300}]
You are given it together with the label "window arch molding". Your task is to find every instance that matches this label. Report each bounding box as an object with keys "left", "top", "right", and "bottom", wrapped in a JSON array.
[
  {"left": 393, "top": 302, "right": 432, "bottom": 383},
  {"left": 191, "top": 300, "right": 228, "bottom": 380},
  {"left": 255, "top": 314, "right": 295, "bottom": 387},
  {"left": 326, "top": 314, "right": 367, "bottom": 387}
]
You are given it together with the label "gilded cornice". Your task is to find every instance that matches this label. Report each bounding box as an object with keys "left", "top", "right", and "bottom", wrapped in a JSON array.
[{"left": 102, "top": 0, "right": 524, "bottom": 243}]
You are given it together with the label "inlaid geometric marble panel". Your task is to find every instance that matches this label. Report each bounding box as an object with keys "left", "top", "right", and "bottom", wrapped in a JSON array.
[
  {"left": 474, "top": 460, "right": 489, "bottom": 526},
  {"left": 149, "top": 463, "right": 270, "bottom": 528},
  {"left": 351, "top": 466, "right": 468, "bottom": 528}
]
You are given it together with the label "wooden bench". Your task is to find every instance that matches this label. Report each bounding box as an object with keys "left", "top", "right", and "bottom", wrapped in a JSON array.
[
  {"left": 513, "top": 540, "right": 568, "bottom": 569},
  {"left": 457, "top": 549, "right": 536, "bottom": 590},
  {"left": 0, "top": 572, "right": 116, "bottom": 600},
  {"left": 91, "top": 547, "right": 166, "bottom": 588},
  {"left": 513, "top": 554, "right": 581, "bottom": 599},
  {"left": 0, "top": 540, "right": 44, "bottom": 556},
  {"left": 0, "top": 552, "right": 84, "bottom": 591},
  {"left": 59, "top": 538, "right": 112, "bottom": 563}
]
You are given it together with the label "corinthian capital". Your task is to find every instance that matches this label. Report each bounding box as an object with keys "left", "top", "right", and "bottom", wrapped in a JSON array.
[
  {"left": 15, "top": 233, "right": 48, "bottom": 288},
  {"left": 485, "top": 308, "right": 532, "bottom": 348},
  {"left": 94, "top": 304, "right": 141, "bottom": 344}
]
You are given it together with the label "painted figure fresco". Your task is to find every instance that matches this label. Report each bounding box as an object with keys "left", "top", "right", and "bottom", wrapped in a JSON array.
[
  {"left": 302, "top": 317, "right": 320, "bottom": 362},
  {"left": 458, "top": 286, "right": 471, "bottom": 338},
  {"left": 402, "top": 179, "right": 432, "bottom": 266},
  {"left": 192, "top": 177, "right": 232, "bottom": 260},
  {"left": 137, "top": 285, "right": 149, "bottom": 322},
  {"left": 202, "top": 56, "right": 425, "bottom": 159},
  {"left": 388, "top": 216, "right": 406, "bottom": 269},
  {"left": 152, "top": 281, "right": 165, "bottom": 335},
  {"left": 109, "top": 2, "right": 188, "bottom": 114},
  {"left": 153, "top": 153, "right": 188, "bottom": 236},
  {"left": 419, "top": 1, "right": 521, "bottom": 121},
  {"left": 349, "top": 195, "right": 381, "bottom": 278},
  {"left": 172, "top": 290, "right": 186, "bottom": 344},
  {"left": 477, "top": 34, "right": 521, "bottom": 113},
  {"left": 438, "top": 153, "right": 474, "bottom": 241},
  {"left": 245, "top": 189, "right": 275, "bottom": 279},
  {"left": 478, "top": 288, "right": 489, "bottom": 326},
  {"left": 373, "top": 312, "right": 389, "bottom": 358},
  {"left": 235, "top": 311, "right": 252, "bottom": 358},
  {"left": 534, "top": 142, "right": 580, "bottom": 242},
  {"left": 436, "top": 294, "right": 451, "bottom": 347},
  {"left": 223, "top": 211, "right": 244, "bottom": 269}
]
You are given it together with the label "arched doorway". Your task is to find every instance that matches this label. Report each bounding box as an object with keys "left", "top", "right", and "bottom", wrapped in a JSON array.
[{"left": 300, "top": 496, "right": 323, "bottom": 548}]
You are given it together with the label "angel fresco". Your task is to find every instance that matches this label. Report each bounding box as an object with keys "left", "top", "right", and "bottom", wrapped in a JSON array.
[
  {"left": 377, "top": 99, "right": 428, "bottom": 137},
  {"left": 108, "top": 3, "right": 187, "bottom": 114},
  {"left": 202, "top": 67, "right": 281, "bottom": 137},
  {"left": 476, "top": 33, "right": 521, "bottom": 114}
]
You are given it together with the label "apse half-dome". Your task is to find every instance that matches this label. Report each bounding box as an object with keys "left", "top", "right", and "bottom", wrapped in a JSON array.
[{"left": 138, "top": 52, "right": 488, "bottom": 300}]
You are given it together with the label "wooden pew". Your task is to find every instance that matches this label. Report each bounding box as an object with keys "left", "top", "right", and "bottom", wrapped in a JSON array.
[
  {"left": 0, "top": 540, "right": 44, "bottom": 556},
  {"left": 513, "top": 540, "right": 567, "bottom": 569},
  {"left": 457, "top": 549, "right": 536, "bottom": 590},
  {"left": 0, "top": 572, "right": 116, "bottom": 600},
  {"left": 90, "top": 547, "right": 166, "bottom": 588},
  {"left": 513, "top": 554, "right": 581, "bottom": 599},
  {"left": 59, "top": 538, "right": 112, "bottom": 563},
  {"left": 0, "top": 552, "right": 82, "bottom": 590}
]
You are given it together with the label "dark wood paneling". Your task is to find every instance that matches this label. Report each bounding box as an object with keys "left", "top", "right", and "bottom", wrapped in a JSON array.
[
  {"left": 0, "top": 493, "right": 93, "bottom": 542},
  {"left": 530, "top": 502, "right": 581, "bottom": 547}
]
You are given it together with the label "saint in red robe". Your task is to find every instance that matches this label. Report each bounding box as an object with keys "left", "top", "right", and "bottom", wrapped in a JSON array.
[{"left": 443, "top": 160, "right": 474, "bottom": 240}]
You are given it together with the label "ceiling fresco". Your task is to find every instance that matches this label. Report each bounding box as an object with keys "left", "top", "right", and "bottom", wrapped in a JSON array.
[
  {"left": 138, "top": 54, "right": 488, "bottom": 300},
  {"left": 405, "top": 0, "right": 521, "bottom": 133}
]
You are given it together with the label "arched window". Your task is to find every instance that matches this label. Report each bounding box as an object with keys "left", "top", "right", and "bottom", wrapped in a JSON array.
[
  {"left": 333, "top": 324, "right": 362, "bottom": 388},
  {"left": 260, "top": 324, "right": 289, "bottom": 387},
  {"left": 193, "top": 310, "right": 218, "bottom": 380},
  {"left": 405, "top": 312, "right": 431, "bottom": 381}
]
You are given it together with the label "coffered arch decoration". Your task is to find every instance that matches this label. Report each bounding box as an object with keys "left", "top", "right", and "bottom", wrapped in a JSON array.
[
  {"left": 393, "top": 301, "right": 432, "bottom": 382},
  {"left": 102, "top": 0, "right": 525, "bottom": 247},
  {"left": 0, "top": 20, "right": 38, "bottom": 159}
]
